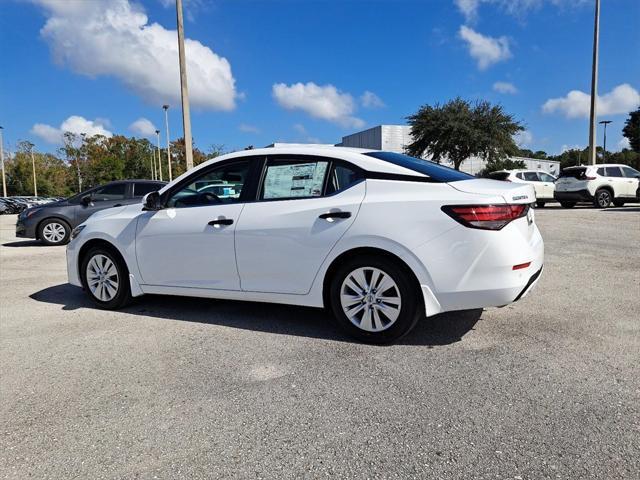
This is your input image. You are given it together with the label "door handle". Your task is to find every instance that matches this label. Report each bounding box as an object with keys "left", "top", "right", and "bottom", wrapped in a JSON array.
[
  {"left": 319, "top": 211, "right": 351, "bottom": 220},
  {"left": 208, "top": 218, "right": 233, "bottom": 226}
]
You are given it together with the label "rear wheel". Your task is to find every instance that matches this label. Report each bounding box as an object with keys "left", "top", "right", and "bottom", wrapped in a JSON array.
[
  {"left": 329, "top": 255, "right": 422, "bottom": 344},
  {"left": 613, "top": 200, "right": 625, "bottom": 207},
  {"left": 560, "top": 202, "right": 576, "bottom": 208},
  {"left": 594, "top": 189, "right": 612, "bottom": 208},
  {"left": 80, "top": 247, "right": 132, "bottom": 309},
  {"left": 39, "top": 218, "right": 70, "bottom": 245}
]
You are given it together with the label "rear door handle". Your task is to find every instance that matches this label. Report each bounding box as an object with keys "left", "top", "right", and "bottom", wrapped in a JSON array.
[
  {"left": 319, "top": 211, "right": 351, "bottom": 220},
  {"left": 208, "top": 218, "right": 233, "bottom": 226}
]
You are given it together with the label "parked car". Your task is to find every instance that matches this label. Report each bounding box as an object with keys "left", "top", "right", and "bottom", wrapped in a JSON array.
[
  {"left": 16, "top": 180, "right": 166, "bottom": 245},
  {"left": 554, "top": 164, "right": 640, "bottom": 208},
  {"left": 488, "top": 169, "right": 557, "bottom": 207},
  {"left": 67, "top": 147, "right": 544, "bottom": 344}
]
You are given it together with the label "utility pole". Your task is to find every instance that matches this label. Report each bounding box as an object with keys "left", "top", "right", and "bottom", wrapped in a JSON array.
[
  {"left": 163, "top": 105, "right": 173, "bottom": 181},
  {"left": 587, "top": 0, "right": 601, "bottom": 166},
  {"left": 0, "top": 126, "right": 7, "bottom": 197},
  {"left": 151, "top": 150, "right": 156, "bottom": 180},
  {"left": 155, "top": 129, "right": 163, "bottom": 181},
  {"left": 176, "top": 0, "right": 194, "bottom": 171},
  {"left": 30, "top": 144, "right": 38, "bottom": 197},
  {"left": 599, "top": 120, "right": 612, "bottom": 163}
]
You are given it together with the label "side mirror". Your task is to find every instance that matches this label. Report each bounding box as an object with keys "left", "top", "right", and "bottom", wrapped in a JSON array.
[
  {"left": 81, "top": 195, "right": 92, "bottom": 206},
  {"left": 142, "top": 191, "right": 162, "bottom": 211}
]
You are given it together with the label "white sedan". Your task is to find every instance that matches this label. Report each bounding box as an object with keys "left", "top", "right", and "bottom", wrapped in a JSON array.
[
  {"left": 488, "top": 169, "right": 557, "bottom": 207},
  {"left": 67, "top": 147, "right": 544, "bottom": 344}
]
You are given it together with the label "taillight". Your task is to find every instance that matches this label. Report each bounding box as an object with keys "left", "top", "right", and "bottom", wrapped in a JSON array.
[{"left": 441, "top": 204, "right": 529, "bottom": 230}]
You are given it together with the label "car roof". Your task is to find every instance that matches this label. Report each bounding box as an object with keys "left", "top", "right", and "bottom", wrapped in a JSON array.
[
  {"left": 564, "top": 164, "right": 631, "bottom": 169},
  {"left": 159, "top": 146, "right": 432, "bottom": 193}
]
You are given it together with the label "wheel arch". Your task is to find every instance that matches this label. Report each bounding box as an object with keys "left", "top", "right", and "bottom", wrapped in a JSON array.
[
  {"left": 78, "top": 238, "right": 130, "bottom": 279},
  {"left": 321, "top": 247, "right": 423, "bottom": 311}
]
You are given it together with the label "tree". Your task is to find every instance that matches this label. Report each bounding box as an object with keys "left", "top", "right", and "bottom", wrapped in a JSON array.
[
  {"left": 622, "top": 108, "right": 640, "bottom": 153},
  {"left": 406, "top": 97, "right": 523, "bottom": 170}
]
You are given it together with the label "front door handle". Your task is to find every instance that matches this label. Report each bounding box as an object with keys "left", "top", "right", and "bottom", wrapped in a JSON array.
[
  {"left": 208, "top": 218, "right": 233, "bottom": 226},
  {"left": 319, "top": 211, "right": 351, "bottom": 220}
]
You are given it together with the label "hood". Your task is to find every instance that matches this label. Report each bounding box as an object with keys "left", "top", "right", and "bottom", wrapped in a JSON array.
[
  {"left": 448, "top": 178, "right": 535, "bottom": 204},
  {"left": 86, "top": 205, "right": 128, "bottom": 222}
]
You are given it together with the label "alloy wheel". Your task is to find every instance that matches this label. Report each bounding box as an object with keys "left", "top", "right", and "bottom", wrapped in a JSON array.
[
  {"left": 597, "top": 190, "right": 611, "bottom": 207},
  {"left": 42, "top": 222, "right": 66, "bottom": 244},
  {"left": 86, "top": 254, "right": 120, "bottom": 302},
  {"left": 340, "top": 267, "right": 402, "bottom": 332}
]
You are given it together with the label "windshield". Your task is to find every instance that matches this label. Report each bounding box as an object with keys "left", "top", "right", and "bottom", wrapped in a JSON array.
[{"left": 364, "top": 151, "right": 474, "bottom": 182}]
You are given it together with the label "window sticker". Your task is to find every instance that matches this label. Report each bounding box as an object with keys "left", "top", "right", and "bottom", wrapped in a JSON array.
[{"left": 263, "top": 162, "right": 328, "bottom": 199}]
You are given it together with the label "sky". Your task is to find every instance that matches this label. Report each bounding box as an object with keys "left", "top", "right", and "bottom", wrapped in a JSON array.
[{"left": 1, "top": 0, "right": 639, "bottom": 156}]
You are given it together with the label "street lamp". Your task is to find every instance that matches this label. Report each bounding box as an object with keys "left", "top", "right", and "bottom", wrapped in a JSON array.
[
  {"left": 163, "top": 105, "right": 173, "bottom": 182},
  {"left": 587, "top": 0, "right": 601, "bottom": 165},
  {"left": 0, "top": 126, "right": 7, "bottom": 197},
  {"left": 155, "top": 129, "right": 163, "bottom": 182},
  {"left": 599, "top": 120, "right": 612, "bottom": 163},
  {"left": 29, "top": 143, "right": 38, "bottom": 197}
]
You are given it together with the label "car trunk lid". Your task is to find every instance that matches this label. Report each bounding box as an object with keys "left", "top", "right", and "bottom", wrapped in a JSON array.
[{"left": 448, "top": 178, "right": 535, "bottom": 204}]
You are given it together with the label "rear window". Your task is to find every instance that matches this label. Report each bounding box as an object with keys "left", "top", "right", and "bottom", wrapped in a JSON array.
[
  {"left": 560, "top": 168, "right": 587, "bottom": 179},
  {"left": 364, "top": 151, "right": 473, "bottom": 182},
  {"left": 489, "top": 171, "right": 510, "bottom": 181}
]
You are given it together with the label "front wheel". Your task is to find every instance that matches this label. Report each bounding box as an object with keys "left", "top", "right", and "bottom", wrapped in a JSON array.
[
  {"left": 329, "top": 256, "right": 423, "bottom": 344},
  {"left": 594, "top": 189, "right": 612, "bottom": 208},
  {"left": 39, "top": 219, "right": 70, "bottom": 245},
  {"left": 80, "top": 247, "right": 132, "bottom": 309}
]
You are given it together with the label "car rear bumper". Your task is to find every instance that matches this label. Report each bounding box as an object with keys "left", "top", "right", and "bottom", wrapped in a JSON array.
[{"left": 554, "top": 189, "right": 593, "bottom": 202}]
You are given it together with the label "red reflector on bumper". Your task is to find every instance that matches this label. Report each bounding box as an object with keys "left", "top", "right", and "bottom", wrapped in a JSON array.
[{"left": 512, "top": 262, "right": 531, "bottom": 271}]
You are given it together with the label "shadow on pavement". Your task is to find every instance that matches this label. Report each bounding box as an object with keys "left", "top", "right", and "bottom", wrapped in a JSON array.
[
  {"left": 2, "top": 240, "right": 45, "bottom": 247},
  {"left": 30, "top": 283, "right": 482, "bottom": 347}
]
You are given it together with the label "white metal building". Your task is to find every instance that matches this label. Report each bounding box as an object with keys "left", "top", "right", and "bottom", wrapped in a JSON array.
[{"left": 337, "top": 125, "right": 560, "bottom": 176}]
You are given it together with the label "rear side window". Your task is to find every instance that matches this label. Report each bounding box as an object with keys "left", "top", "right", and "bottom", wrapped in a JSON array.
[
  {"left": 560, "top": 168, "right": 587, "bottom": 179},
  {"left": 364, "top": 151, "right": 473, "bottom": 182},
  {"left": 605, "top": 167, "right": 623, "bottom": 177},
  {"left": 326, "top": 164, "right": 364, "bottom": 195},
  {"left": 133, "top": 182, "right": 162, "bottom": 197},
  {"left": 262, "top": 159, "right": 329, "bottom": 200},
  {"left": 523, "top": 172, "right": 540, "bottom": 181},
  {"left": 489, "top": 172, "right": 510, "bottom": 181}
]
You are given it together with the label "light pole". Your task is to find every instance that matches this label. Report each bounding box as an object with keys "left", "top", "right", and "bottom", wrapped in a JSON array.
[
  {"left": 0, "top": 126, "right": 7, "bottom": 197},
  {"left": 163, "top": 105, "right": 173, "bottom": 181},
  {"left": 587, "top": 0, "right": 601, "bottom": 166},
  {"left": 29, "top": 144, "right": 38, "bottom": 197},
  {"left": 176, "top": 0, "right": 194, "bottom": 171},
  {"left": 155, "top": 129, "right": 163, "bottom": 181},
  {"left": 599, "top": 120, "right": 612, "bottom": 163}
]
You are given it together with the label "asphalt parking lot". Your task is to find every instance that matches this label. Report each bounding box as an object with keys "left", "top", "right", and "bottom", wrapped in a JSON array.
[{"left": 1, "top": 206, "right": 639, "bottom": 479}]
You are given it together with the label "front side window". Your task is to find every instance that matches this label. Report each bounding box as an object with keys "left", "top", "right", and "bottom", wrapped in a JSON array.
[
  {"left": 262, "top": 159, "right": 329, "bottom": 200},
  {"left": 622, "top": 166, "right": 640, "bottom": 178},
  {"left": 515, "top": 173, "right": 525, "bottom": 180},
  {"left": 167, "top": 161, "right": 250, "bottom": 208},
  {"left": 538, "top": 172, "right": 556, "bottom": 182},
  {"left": 523, "top": 172, "right": 540, "bottom": 181},
  {"left": 605, "top": 167, "right": 623, "bottom": 177},
  {"left": 92, "top": 184, "right": 126, "bottom": 201}
]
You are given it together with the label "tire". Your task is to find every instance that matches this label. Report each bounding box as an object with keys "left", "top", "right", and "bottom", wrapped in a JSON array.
[
  {"left": 80, "top": 246, "right": 132, "bottom": 309},
  {"left": 613, "top": 200, "right": 625, "bottom": 207},
  {"left": 38, "top": 218, "right": 71, "bottom": 245},
  {"left": 594, "top": 188, "right": 612, "bottom": 208},
  {"left": 536, "top": 201, "right": 546, "bottom": 208},
  {"left": 328, "top": 255, "right": 423, "bottom": 344},
  {"left": 560, "top": 202, "right": 576, "bottom": 208}
]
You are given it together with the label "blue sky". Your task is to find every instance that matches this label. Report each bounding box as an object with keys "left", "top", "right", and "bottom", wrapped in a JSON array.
[{"left": 1, "top": 0, "right": 639, "bottom": 156}]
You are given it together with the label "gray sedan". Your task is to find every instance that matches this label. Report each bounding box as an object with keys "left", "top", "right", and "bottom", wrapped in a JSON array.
[{"left": 16, "top": 180, "right": 166, "bottom": 245}]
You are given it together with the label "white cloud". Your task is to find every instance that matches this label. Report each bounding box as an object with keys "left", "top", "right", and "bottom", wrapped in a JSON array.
[
  {"left": 360, "top": 91, "right": 385, "bottom": 108},
  {"left": 514, "top": 129, "right": 533, "bottom": 147},
  {"left": 33, "top": 0, "right": 238, "bottom": 111},
  {"left": 129, "top": 118, "right": 157, "bottom": 137},
  {"left": 31, "top": 116, "right": 113, "bottom": 145},
  {"left": 238, "top": 123, "right": 260, "bottom": 134},
  {"left": 272, "top": 82, "right": 365, "bottom": 128},
  {"left": 542, "top": 84, "right": 640, "bottom": 119},
  {"left": 458, "top": 26, "right": 511, "bottom": 70},
  {"left": 618, "top": 137, "right": 631, "bottom": 150},
  {"left": 455, "top": 0, "right": 589, "bottom": 22},
  {"left": 560, "top": 144, "right": 581, "bottom": 153},
  {"left": 493, "top": 81, "right": 518, "bottom": 94}
]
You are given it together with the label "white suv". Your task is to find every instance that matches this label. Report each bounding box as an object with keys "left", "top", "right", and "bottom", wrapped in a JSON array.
[
  {"left": 554, "top": 164, "right": 640, "bottom": 208},
  {"left": 488, "top": 170, "right": 557, "bottom": 207}
]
